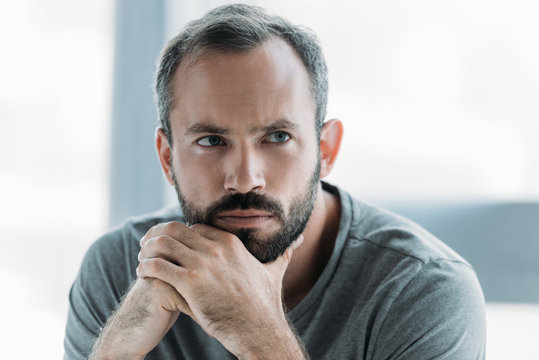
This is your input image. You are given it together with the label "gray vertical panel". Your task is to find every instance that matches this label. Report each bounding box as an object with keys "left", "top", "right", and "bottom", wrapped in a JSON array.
[{"left": 109, "top": 0, "right": 166, "bottom": 228}]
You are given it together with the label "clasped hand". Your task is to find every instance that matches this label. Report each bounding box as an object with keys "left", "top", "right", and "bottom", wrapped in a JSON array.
[{"left": 135, "top": 221, "right": 303, "bottom": 357}]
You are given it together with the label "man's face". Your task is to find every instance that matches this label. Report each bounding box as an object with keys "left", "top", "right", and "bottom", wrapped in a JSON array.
[{"left": 166, "top": 38, "right": 320, "bottom": 263}]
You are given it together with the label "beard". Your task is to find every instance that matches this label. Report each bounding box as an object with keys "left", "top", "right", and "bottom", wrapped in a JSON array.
[{"left": 171, "top": 161, "right": 320, "bottom": 263}]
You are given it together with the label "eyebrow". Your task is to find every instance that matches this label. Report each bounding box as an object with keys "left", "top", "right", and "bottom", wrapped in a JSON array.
[
  {"left": 250, "top": 119, "right": 299, "bottom": 134},
  {"left": 184, "top": 123, "right": 231, "bottom": 136},
  {"left": 184, "top": 118, "right": 299, "bottom": 136}
]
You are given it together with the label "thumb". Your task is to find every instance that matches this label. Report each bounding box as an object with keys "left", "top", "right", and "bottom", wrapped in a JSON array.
[{"left": 265, "top": 234, "right": 304, "bottom": 281}]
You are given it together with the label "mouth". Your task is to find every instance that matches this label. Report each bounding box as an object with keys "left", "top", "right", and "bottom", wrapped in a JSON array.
[{"left": 215, "top": 209, "right": 274, "bottom": 228}]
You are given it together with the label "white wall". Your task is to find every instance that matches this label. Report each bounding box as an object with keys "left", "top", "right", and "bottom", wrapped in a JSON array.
[{"left": 166, "top": 0, "right": 539, "bottom": 203}]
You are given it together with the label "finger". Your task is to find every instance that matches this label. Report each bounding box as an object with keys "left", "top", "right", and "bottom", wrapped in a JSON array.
[
  {"left": 140, "top": 221, "right": 204, "bottom": 250},
  {"left": 190, "top": 223, "right": 237, "bottom": 242},
  {"left": 137, "top": 257, "right": 195, "bottom": 308},
  {"left": 160, "top": 285, "right": 195, "bottom": 324},
  {"left": 190, "top": 224, "right": 245, "bottom": 254},
  {"left": 162, "top": 283, "right": 194, "bottom": 319},
  {"left": 139, "top": 234, "right": 198, "bottom": 268},
  {"left": 264, "top": 234, "right": 303, "bottom": 280},
  {"left": 140, "top": 277, "right": 194, "bottom": 319},
  {"left": 140, "top": 222, "right": 189, "bottom": 247}
]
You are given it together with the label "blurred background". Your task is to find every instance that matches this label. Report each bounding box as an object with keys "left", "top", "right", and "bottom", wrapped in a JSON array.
[{"left": 1, "top": 0, "right": 537, "bottom": 358}]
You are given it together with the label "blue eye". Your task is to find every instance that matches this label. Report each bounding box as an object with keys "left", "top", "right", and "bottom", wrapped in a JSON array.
[
  {"left": 266, "top": 131, "right": 290, "bottom": 143},
  {"left": 197, "top": 135, "right": 225, "bottom": 147}
]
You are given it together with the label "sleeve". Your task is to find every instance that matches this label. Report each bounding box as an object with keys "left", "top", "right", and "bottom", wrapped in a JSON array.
[
  {"left": 63, "top": 229, "right": 136, "bottom": 360},
  {"left": 372, "top": 260, "right": 486, "bottom": 360}
]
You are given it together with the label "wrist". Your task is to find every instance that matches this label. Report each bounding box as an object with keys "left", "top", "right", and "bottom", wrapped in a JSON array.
[
  {"left": 90, "top": 321, "right": 147, "bottom": 360},
  {"left": 90, "top": 339, "right": 145, "bottom": 360}
]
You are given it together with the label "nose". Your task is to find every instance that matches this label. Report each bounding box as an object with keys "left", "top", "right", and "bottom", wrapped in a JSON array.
[{"left": 224, "top": 144, "right": 265, "bottom": 194}]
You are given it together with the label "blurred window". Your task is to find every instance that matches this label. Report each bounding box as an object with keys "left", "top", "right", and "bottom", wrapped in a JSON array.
[
  {"left": 0, "top": 0, "right": 112, "bottom": 357},
  {"left": 166, "top": 0, "right": 539, "bottom": 203}
]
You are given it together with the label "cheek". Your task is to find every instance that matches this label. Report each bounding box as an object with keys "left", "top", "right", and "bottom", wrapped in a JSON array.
[
  {"left": 175, "top": 150, "right": 223, "bottom": 200},
  {"left": 265, "top": 146, "right": 316, "bottom": 191}
]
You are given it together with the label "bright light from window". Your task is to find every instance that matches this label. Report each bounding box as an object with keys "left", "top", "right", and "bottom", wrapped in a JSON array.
[
  {"left": 0, "top": 0, "right": 112, "bottom": 358},
  {"left": 188, "top": 0, "right": 539, "bottom": 202}
]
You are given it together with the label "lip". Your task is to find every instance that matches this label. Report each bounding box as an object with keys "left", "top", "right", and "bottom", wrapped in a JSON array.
[
  {"left": 216, "top": 210, "right": 274, "bottom": 228},
  {"left": 219, "top": 210, "right": 273, "bottom": 217}
]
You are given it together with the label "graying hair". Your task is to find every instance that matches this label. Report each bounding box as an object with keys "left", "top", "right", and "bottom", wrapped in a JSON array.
[{"left": 154, "top": 3, "right": 328, "bottom": 145}]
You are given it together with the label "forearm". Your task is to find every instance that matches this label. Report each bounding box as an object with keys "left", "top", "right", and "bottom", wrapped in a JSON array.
[
  {"left": 242, "top": 333, "right": 308, "bottom": 360},
  {"left": 90, "top": 309, "right": 145, "bottom": 360},
  {"left": 89, "top": 279, "right": 179, "bottom": 360},
  {"left": 232, "top": 317, "right": 308, "bottom": 360},
  {"left": 89, "top": 281, "right": 145, "bottom": 360}
]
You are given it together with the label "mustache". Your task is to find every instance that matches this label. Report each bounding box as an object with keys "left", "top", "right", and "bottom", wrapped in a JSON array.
[{"left": 203, "top": 192, "right": 285, "bottom": 225}]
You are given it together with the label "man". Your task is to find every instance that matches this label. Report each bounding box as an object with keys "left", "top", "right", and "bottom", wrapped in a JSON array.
[{"left": 65, "top": 4, "right": 486, "bottom": 359}]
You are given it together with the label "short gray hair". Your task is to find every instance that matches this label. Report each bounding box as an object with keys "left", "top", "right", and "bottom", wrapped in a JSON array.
[{"left": 155, "top": 3, "right": 328, "bottom": 145}]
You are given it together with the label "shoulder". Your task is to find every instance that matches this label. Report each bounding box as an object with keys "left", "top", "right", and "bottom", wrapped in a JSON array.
[
  {"left": 338, "top": 187, "right": 483, "bottom": 296},
  {"left": 326, "top": 183, "right": 477, "bottom": 285},
  {"left": 350, "top": 198, "right": 466, "bottom": 265},
  {"left": 331, "top": 185, "right": 473, "bottom": 282},
  {"left": 331, "top": 186, "right": 486, "bottom": 358}
]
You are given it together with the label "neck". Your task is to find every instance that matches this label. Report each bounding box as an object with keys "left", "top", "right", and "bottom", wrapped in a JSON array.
[{"left": 282, "top": 182, "right": 341, "bottom": 310}]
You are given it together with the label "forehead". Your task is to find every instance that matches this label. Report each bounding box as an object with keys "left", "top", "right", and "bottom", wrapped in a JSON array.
[{"left": 168, "top": 38, "right": 316, "bottom": 135}]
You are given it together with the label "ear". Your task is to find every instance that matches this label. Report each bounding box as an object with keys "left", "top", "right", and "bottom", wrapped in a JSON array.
[
  {"left": 319, "top": 119, "right": 343, "bottom": 179},
  {"left": 155, "top": 127, "right": 174, "bottom": 185}
]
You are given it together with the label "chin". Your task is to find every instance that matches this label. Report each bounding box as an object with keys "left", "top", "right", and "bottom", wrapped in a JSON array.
[{"left": 234, "top": 227, "right": 298, "bottom": 263}]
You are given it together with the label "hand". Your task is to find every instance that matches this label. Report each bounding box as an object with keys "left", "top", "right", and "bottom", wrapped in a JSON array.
[{"left": 137, "top": 221, "right": 305, "bottom": 358}]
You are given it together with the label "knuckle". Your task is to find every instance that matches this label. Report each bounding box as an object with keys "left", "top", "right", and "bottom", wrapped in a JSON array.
[
  {"left": 153, "top": 235, "right": 169, "bottom": 248},
  {"left": 162, "top": 221, "right": 178, "bottom": 232},
  {"left": 141, "top": 227, "right": 157, "bottom": 245},
  {"left": 159, "top": 220, "right": 183, "bottom": 234},
  {"left": 207, "top": 243, "right": 224, "bottom": 260},
  {"left": 144, "top": 257, "right": 163, "bottom": 273},
  {"left": 190, "top": 223, "right": 208, "bottom": 236},
  {"left": 190, "top": 223, "right": 202, "bottom": 231},
  {"left": 148, "top": 222, "right": 167, "bottom": 235},
  {"left": 185, "top": 268, "right": 200, "bottom": 282},
  {"left": 223, "top": 233, "right": 241, "bottom": 250},
  {"left": 190, "top": 223, "right": 212, "bottom": 236}
]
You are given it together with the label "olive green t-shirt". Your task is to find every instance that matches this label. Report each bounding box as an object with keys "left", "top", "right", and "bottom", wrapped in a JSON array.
[{"left": 64, "top": 182, "right": 486, "bottom": 359}]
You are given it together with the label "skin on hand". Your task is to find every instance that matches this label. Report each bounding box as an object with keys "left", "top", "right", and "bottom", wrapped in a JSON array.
[{"left": 136, "top": 221, "right": 305, "bottom": 358}]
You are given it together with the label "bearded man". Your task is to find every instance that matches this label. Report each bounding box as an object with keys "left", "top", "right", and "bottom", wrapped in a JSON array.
[{"left": 64, "top": 4, "right": 486, "bottom": 359}]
